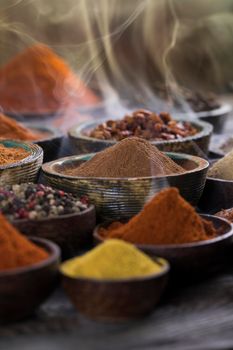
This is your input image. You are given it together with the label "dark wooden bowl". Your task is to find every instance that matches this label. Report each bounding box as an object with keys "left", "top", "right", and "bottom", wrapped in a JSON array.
[
  {"left": 196, "top": 103, "right": 232, "bottom": 133},
  {"left": 93, "top": 215, "right": 233, "bottom": 277},
  {"left": 61, "top": 257, "right": 169, "bottom": 321},
  {"left": 12, "top": 205, "right": 96, "bottom": 258},
  {"left": 198, "top": 177, "right": 233, "bottom": 214},
  {"left": 68, "top": 118, "right": 212, "bottom": 157},
  {"left": 24, "top": 124, "right": 63, "bottom": 163},
  {"left": 0, "top": 237, "right": 60, "bottom": 324}
]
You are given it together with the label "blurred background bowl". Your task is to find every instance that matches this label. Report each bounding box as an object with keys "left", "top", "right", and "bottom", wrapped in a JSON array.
[
  {"left": 24, "top": 124, "right": 63, "bottom": 162},
  {"left": 196, "top": 103, "right": 232, "bottom": 134},
  {"left": 0, "top": 237, "right": 60, "bottom": 324},
  {"left": 61, "top": 256, "right": 169, "bottom": 321},
  {"left": 68, "top": 119, "right": 213, "bottom": 157},
  {"left": 94, "top": 214, "right": 233, "bottom": 278},
  {"left": 42, "top": 152, "right": 209, "bottom": 221},
  {"left": 12, "top": 205, "right": 96, "bottom": 258},
  {"left": 0, "top": 140, "right": 43, "bottom": 186}
]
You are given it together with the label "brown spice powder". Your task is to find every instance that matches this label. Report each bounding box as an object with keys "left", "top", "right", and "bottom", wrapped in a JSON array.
[{"left": 65, "top": 137, "right": 185, "bottom": 178}]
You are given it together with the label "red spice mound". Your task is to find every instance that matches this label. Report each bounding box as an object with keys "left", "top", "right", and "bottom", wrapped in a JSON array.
[
  {"left": 0, "top": 113, "right": 42, "bottom": 141},
  {"left": 99, "top": 188, "right": 217, "bottom": 245},
  {"left": 0, "top": 214, "right": 48, "bottom": 271},
  {"left": 0, "top": 44, "right": 99, "bottom": 114}
]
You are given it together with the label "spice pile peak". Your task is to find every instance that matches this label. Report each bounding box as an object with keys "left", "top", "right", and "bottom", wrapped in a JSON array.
[
  {"left": 61, "top": 239, "right": 162, "bottom": 280},
  {"left": 100, "top": 188, "right": 217, "bottom": 245},
  {"left": 64, "top": 137, "right": 185, "bottom": 178}
]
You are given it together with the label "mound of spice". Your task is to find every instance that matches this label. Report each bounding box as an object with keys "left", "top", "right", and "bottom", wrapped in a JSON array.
[
  {"left": 0, "top": 144, "right": 30, "bottom": 166},
  {"left": 0, "top": 183, "right": 89, "bottom": 220},
  {"left": 0, "top": 44, "right": 99, "bottom": 114},
  {"left": 89, "top": 109, "right": 198, "bottom": 141},
  {"left": 61, "top": 239, "right": 162, "bottom": 279},
  {"left": 215, "top": 208, "right": 233, "bottom": 223},
  {"left": 0, "top": 214, "right": 48, "bottom": 271},
  {"left": 65, "top": 137, "right": 185, "bottom": 178},
  {"left": 208, "top": 150, "right": 233, "bottom": 180},
  {"left": 0, "top": 113, "right": 42, "bottom": 141},
  {"left": 99, "top": 188, "right": 217, "bottom": 245}
]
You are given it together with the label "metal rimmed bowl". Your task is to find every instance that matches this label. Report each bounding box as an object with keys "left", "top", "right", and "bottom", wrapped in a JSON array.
[
  {"left": 23, "top": 124, "right": 63, "bottom": 162},
  {"left": 93, "top": 214, "right": 233, "bottom": 277},
  {"left": 42, "top": 152, "right": 209, "bottom": 221},
  {"left": 0, "top": 237, "right": 60, "bottom": 323},
  {"left": 0, "top": 140, "right": 43, "bottom": 185},
  {"left": 68, "top": 118, "right": 213, "bottom": 157},
  {"left": 60, "top": 256, "right": 169, "bottom": 321}
]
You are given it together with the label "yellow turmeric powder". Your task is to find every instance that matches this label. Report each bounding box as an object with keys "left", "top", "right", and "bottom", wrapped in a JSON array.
[{"left": 60, "top": 239, "right": 162, "bottom": 280}]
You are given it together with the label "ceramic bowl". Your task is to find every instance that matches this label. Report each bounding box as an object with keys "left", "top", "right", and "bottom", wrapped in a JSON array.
[
  {"left": 94, "top": 214, "right": 233, "bottom": 277},
  {"left": 42, "top": 152, "right": 209, "bottom": 221},
  {"left": 0, "top": 140, "right": 43, "bottom": 186},
  {"left": 68, "top": 119, "right": 213, "bottom": 157},
  {"left": 23, "top": 124, "right": 63, "bottom": 162},
  {"left": 60, "top": 256, "right": 169, "bottom": 321},
  {"left": 13, "top": 205, "right": 96, "bottom": 257},
  {"left": 0, "top": 237, "right": 60, "bottom": 323}
]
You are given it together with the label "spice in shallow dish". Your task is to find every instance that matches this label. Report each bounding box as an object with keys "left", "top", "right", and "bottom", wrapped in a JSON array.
[
  {"left": 0, "top": 183, "right": 89, "bottom": 220},
  {"left": 99, "top": 188, "right": 217, "bottom": 245},
  {"left": 61, "top": 239, "right": 163, "bottom": 280},
  {"left": 89, "top": 109, "right": 198, "bottom": 141},
  {"left": 64, "top": 137, "right": 185, "bottom": 178},
  {"left": 0, "top": 144, "right": 30, "bottom": 166},
  {"left": 208, "top": 150, "right": 233, "bottom": 180},
  {"left": 0, "top": 113, "right": 42, "bottom": 141},
  {"left": 0, "top": 214, "right": 48, "bottom": 271}
]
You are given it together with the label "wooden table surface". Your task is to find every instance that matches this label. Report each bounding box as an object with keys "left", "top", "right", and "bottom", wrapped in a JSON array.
[
  {"left": 1, "top": 266, "right": 233, "bottom": 350},
  {"left": 1, "top": 94, "right": 233, "bottom": 350}
]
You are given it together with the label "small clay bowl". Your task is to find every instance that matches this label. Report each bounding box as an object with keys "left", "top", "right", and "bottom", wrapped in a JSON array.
[
  {"left": 93, "top": 214, "right": 233, "bottom": 277},
  {"left": 0, "top": 237, "right": 60, "bottom": 324},
  {"left": 23, "top": 124, "right": 63, "bottom": 162},
  {"left": 60, "top": 257, "right": 169, "bottom": 321},
  {"left": 0, "top": 140, "right": 43, "bottom": 186},
  {"left": 13, "top": 205, "right": 96, "bottom": 257},
  {"left": 198, "top": 176, "right": 233, "bottom": 214},
  {"left": 68, "top": 118, "right": 212, "bottom": 157},
  {"left": 42, "top": 152, "right": 209, "bottom": 221}
]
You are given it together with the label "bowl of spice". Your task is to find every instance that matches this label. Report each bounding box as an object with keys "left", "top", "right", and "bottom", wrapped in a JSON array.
[
  {"left": 0, "top": 183, "right": 96, "bottom": 256},
  {"left": 0, "top": 113, "right": 63, "bottom": 162},
  {"left": 0, "top": 214, "right": 60, "bottom": 323},
  {"left": 94, "top": 188, "right": 233, "bottom": 277},
  {"left": 68, "top": 109, "right": 213, "bottom": 157},
  {"left": 0, "top": 139, "right": 43, "bottom": 185},
  {"left": 199, "top": 150, "right": 233, "bottom": 213},
  {"left": 60, "top": 239, "right": 169, "bottom": 321},
  {"left": 42, "top": 137, "right": 209, "bottom": 220}
]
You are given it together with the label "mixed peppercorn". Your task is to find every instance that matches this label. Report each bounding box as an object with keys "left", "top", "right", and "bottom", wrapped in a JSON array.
[
  {"left": 0, "top": 183, "right": 89, "bottom": 220},
  {"left": 89, "top": 109, "right": 198, "bottom": 141}
]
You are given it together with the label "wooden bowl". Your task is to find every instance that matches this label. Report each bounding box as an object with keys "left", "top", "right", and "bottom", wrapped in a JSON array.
[
  {"left": 42, "top": 152, "right": 209, "bottom": 221},
  {"left": 12, "top": 205, "right": 96, "bottom": 257},
  {"left": 0, "top": 237, "right": 60, "bottom": 324},
  {"left": 0, "top": 140, "right": 43, "bottom": 186},
  {"left": 199, "top": 177, "right": 233, "bottom": 214},
  {"left": 23, "top": 124, "right": 63, "bottom": 162},
  {"left": 61, "top": 257, "right": 169, "bottom": 321},
  {"left": 196, "top": 103, "right": 232, "bottom": 134},
  {"left": 93, "top": 214, "right": 233, "bottom": 277},
  {"left": 68, "top": 118, "right": 212, "bottom": 157}
]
